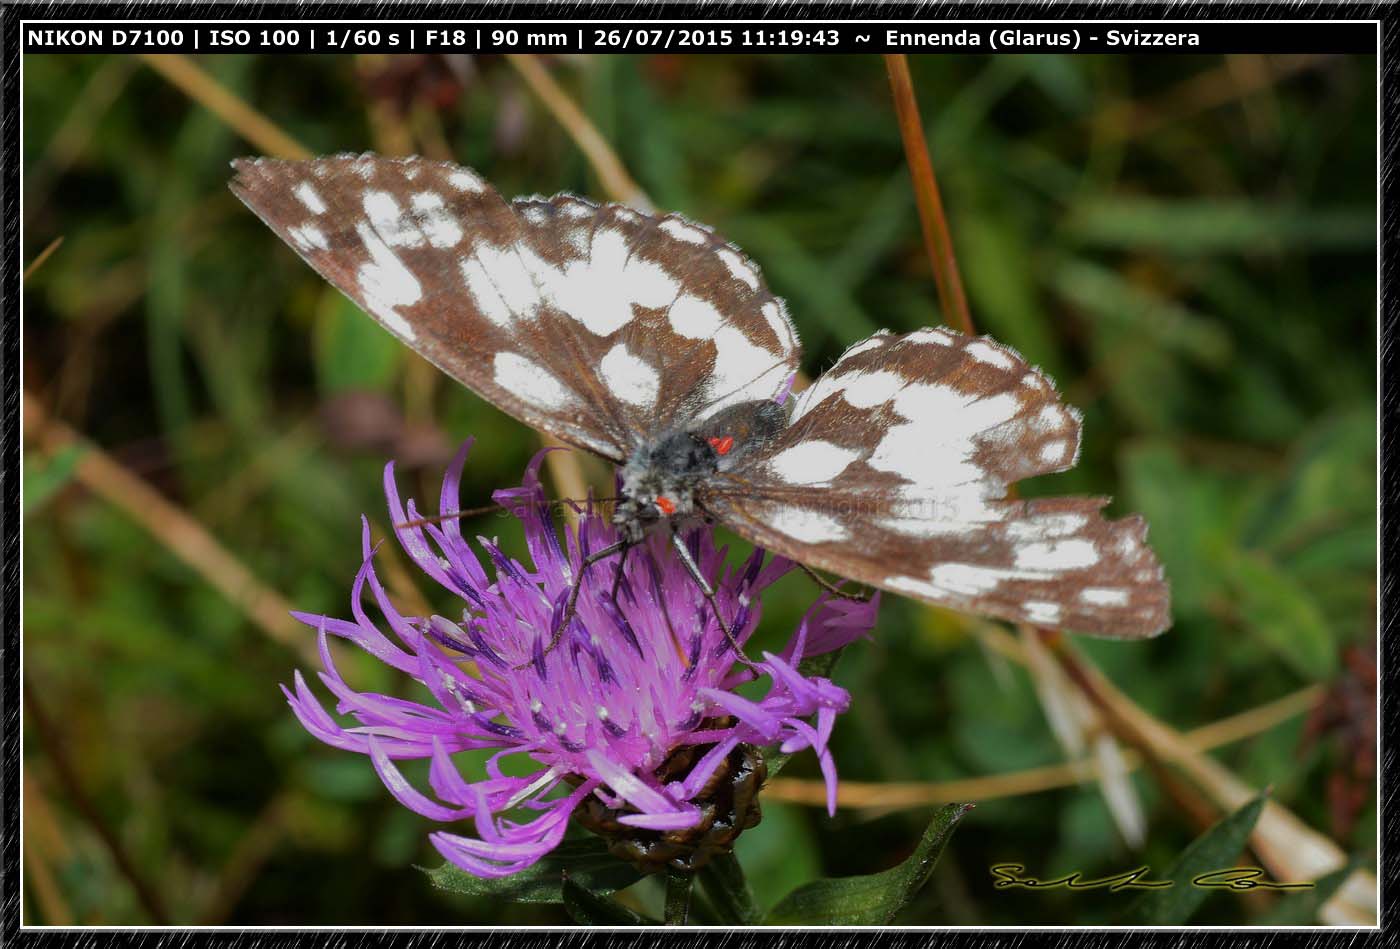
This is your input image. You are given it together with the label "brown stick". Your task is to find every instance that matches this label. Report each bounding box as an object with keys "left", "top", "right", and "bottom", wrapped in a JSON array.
[
  {"left": 24, "top": 391, "right": 316, "bottom": 667},
  {"left": 766, "top": 683, "right": 1320, "bottom": 811},
  {"left": 141, "top": 55, "right": 311, "bottom": 159},
  {"left": 883, "top": 54, "right": 974, "bottom": 337},
  {"left": 505, "top": 54, "right": 653, "bottom": 211}
]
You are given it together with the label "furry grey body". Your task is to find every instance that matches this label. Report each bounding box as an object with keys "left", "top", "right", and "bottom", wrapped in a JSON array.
[{"left": 613, "top": 399, "right": 790, "bottom": 545}]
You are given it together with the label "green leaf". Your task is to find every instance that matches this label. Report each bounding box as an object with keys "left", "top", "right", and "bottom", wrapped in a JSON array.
[
  {"left": 422, "top": 837, "right": 645, "bottom": 905},
  {"left": 1065, "top": 199, "right": 1373, "bottom": 254},
  {"left": 698, "top": 852, "right": 759, "bottom": 924},
  {"left": 764, "top": 803, "right": 971, "bottom": 925},
  {"left": 1120, "top": 791, "right": 1268, "bottom": 925},
  {"left": 24, "top": 444, "right": 86, "bottom": 516},
  {"left": 1255, "top": 860, "right": 1359, "bottom": 926},
  {"left": 561, "top": 877, "right": 652, "bottom": 925},
  {"left": 1224, "top": 553, "right": 1337, "bottom": 680},
  {"left": 314, "top": 292, "right": 401, "bottom": 393}
]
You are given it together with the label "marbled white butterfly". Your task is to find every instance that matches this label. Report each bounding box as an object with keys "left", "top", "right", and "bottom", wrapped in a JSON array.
[{"left": 230, "top": 154, "right": 1170, "bottom": 641}]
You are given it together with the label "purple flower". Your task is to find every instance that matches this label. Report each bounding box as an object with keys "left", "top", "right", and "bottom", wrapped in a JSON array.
[{"left": 283, "top": 441, "right": 878, "bottom": 878}]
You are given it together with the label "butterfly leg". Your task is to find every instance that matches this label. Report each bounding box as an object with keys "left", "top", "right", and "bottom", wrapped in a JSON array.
[
  {"left": 668, "top": 528, "right": 755, "bottom": 666},
  {"left": 520, "top": 539, "right": 629, "bottom": 669},
  {"left": 796, "top": 562, "right": 875, "bottom": 602},
  {"left": 610, "top": 542, "right": 631, "bottom": 602}
]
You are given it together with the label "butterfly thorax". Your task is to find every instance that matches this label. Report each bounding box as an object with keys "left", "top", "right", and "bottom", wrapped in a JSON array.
[
  {"left": 614, "top": 431, "right": 719, "bottom": 544},
  {"left": 613, "top": 399, "right": 790, "bottom": 545}
]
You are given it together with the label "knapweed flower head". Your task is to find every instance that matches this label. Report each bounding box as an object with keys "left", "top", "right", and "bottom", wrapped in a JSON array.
[{"left": 284, "top": 441, "right": 879, "bottom": 877}]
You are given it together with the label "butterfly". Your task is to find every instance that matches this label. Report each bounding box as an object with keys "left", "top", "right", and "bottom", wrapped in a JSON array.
[{"left": 230, "top": 153, "right": 1170, "bottom": 643}]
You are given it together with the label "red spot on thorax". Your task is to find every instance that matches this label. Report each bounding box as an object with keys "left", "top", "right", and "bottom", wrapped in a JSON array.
[
  {"left": 708, "top": 435, "right": 734, "bottom": 456},
  {"left": 656, "top": 496, "right": 677, "bottom": 516}
]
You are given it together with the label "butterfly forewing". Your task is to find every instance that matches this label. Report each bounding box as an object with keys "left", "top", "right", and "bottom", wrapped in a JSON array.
[
  {"left": 232, "top": 153, "right": 1169, "bottom": 638},
  {"left": 704, "top": 329, "right": 1170, "bottom": 637},
  {"left": 230, "top": 154, "right": 800, "bottom": 460}
]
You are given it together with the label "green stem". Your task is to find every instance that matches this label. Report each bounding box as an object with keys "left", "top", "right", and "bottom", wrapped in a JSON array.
[{"left": 663, "top": 866, "right": 694, "bottom": 925}]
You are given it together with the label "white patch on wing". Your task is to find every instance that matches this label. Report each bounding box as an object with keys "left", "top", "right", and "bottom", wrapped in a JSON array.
[
  {"left": 294, "top": 181, "right": 327, "bottom": 214},
  {"left": 1031, "top": 404, "right": 1061, "bottom": 432},
  {"left": 600, "top": 343, "right": 659, "bottom": 407},
  {"left": 1014, "top": 539, "right": 1100, "bottom": 571},
  {"left": 761, "top": 300, "right": 797, "bottom": 354},
  {"left": 867, "top": 387, "right": 1020, "bottom": 497},
  {"left": 965, "top": 339, "right": 1016, "bottom": 369},
  {"left": 907, "top": 327, "right": 953, "bottom": 346},
  {"left": 448, "top": 170, "right": 484, "bottom": 192},
  {"left": 1006, "top": 513, "right": 1087, "bottom": 540},
  {"left": 288, "top": 224, "right": 328, "bottom": 250},
  {"left": 716, "top": 247, "right": 759, "bottom": 290},
  {"left": 363, "top": 191, "right": 424, "bottom": 248},
  {"left": 838, "top": 370, "right": 906, "bottom": 408},
  {"left": 1024, "top": 601, "right": 1063, "bottom": 625},
  {"left": 554, "top": 228, "right": 679, "bottom": 335},
  {"left": 1039, "top": 440, "right": 1068, "bottom": 464},
  {"left": 928, "top": 563, "right": 1006, "bottom": 595},
  {"left": 354, "top": 222, "right": 421, "bottom": 339},
  {"left": 768, "top": 507, "right": 850, "bottom": 544},
  {"left": 468, "top": 243, "right": 550, "bottom": 319},
  {"left": 410, "top": 192, "right": 463, "bottom": 248},
  {"left": 493, "top": 352, "right": 575, "bottom": 410},
  {"left": 668, "top": 295, "right": 723, "bottom": 338},
  {"left": 660, "top": 219, "right": 708, "bottom": 244},
  {"left": 706, "top": 325, "right": 780, "bottom": 403},
  {"left": 1080, "top": 587, "right": 1130, "bottom": 607},
  {"left": 767, "top": 441, "right": 862, "bottom": 485},
  {"left": 459, "top": 254, "right": 514, "bottom": 326}
]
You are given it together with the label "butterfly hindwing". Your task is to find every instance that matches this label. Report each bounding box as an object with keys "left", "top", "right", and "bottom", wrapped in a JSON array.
[
  {"left": 704, "top": 329, "right": 1170, "bottom": 637},
  {"left": 230, "top": 154, "right": 800, "bottom": 460}
]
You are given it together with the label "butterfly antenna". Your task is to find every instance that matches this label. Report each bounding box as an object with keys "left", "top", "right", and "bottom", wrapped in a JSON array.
[
  {"left": 395, "top": 496, "right": 622, "bottom": 531},
  {"left": 796, "top": 562, "right": 875, "bottom": 602}
]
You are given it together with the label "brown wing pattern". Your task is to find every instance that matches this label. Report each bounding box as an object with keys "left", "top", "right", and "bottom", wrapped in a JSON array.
[
  {"left": 703, "top": 329, "right": 1170, "bottom": 637},
  {"left": 230, "top": 154, "right": 799, "bottom": 459}
]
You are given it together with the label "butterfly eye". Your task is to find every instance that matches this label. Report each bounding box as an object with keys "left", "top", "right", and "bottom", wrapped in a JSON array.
[
  {"left": 655, "top": 497, "right": 677, "bottom": 516},
  {"left": 707, "top": 436, "right": 734, "bottom": 456}
]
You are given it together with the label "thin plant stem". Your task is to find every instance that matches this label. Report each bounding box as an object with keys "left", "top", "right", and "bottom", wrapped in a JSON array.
[
  {"left": 141, "top": 55, "right": 311, "bottom": 159},
  {"left": 23, "top": 391, "right": 316, "bottom": 667},
  {"left": 765, "top": 683, "right": 1321, "bottom": 811},
  {"left": 24, "top": 236, "right": 64, "bottom": 281},
  {"left": 663, "top": 866, "right": 694, "bottom": 925},
  {"left": 505, "top": 54, "right": 653, "bottom": 210},
  {"left": 883, "top": 54, "right": 974, "bottom": 336}
]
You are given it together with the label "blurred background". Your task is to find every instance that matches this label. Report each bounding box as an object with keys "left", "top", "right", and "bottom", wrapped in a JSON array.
[{"left": 22, "top": 52, "right": 1376, "bottom": 925}]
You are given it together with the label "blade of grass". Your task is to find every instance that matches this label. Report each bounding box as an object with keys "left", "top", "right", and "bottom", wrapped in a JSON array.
[
  {"left": 883, "top": 54, "right": 973, "bottom": 336},
  {"left": 24, "top": 236, "right": 64, "bottom": 281},
  {"left": 23, "top": 391, "right": 315, "bottom": 667},
  {"left": 506, "top": 54, "right": 652, "bottom": 210},
  {"left": 141, "top": 55, "right": 311, "bottom": 159}
]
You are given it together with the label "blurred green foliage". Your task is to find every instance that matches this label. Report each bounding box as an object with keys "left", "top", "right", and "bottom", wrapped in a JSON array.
[{"left": 22, "top": 52, "right": 1375, "bottom": 925}]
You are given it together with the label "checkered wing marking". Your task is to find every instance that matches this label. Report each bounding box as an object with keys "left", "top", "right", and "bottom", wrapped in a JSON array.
[
  {"left": 703, "top": 329, "right": 1170, "bottom": 637},
  {"left": 230, "top": 154, "right": 800, "bottom": 460}
]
